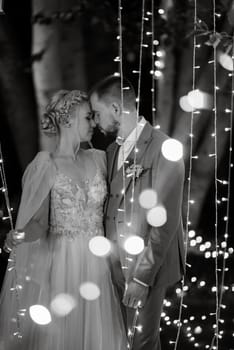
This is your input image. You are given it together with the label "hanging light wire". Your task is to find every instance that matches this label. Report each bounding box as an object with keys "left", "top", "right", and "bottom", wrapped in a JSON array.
[
  {"left": 0, "top": 144, "right": 22, "bottom": 339},
  {"left": 209, "top": 1, "right": 220, "bottom": 348},
  {"left": 118, "top": 0, "right": 127, "bottom": 233},
  {"left": 130, "top": 0, "right": 146, "bottom": 225},
  {"left": 173, "top": 0, "right": 198, "bottom": 348},
  {"left": 151, "top": 0, "right": 156, "bottom": 124},
  {"left": 128, "top": 0, "right": 146, "bottom": 347},
  {"left": 210, "top": 31, "right": 234, "bottom": 350}
]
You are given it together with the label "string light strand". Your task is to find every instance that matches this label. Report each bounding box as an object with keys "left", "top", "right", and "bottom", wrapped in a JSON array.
[
  {"left": 173, "top": 0, "right": 198, "bottom": 348},
  {"left": 210, "top": 33, "right": 234, "bottom": 350},
  {"left": 130, "top": 0, "right": 146, "bottom": 224},
  {"left": 117, "top": 2, "right": 139, "bottom": 348},
  {"left": 0, "top": 144, "right": 22, "bottom": 340},
  {"left": 128, "top": 0, "right": 146, "bottom": 346},
  {"left": 151, "top": 0, "right": 156, "bottom": 124},
  {"left": 209, "top": 1, "right": 220, "bottom": 348}
]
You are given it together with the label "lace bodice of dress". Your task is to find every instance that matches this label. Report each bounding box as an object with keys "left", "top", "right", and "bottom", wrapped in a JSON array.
[{"left": 49, "top": 167, "right": 107, "bottom": 240}]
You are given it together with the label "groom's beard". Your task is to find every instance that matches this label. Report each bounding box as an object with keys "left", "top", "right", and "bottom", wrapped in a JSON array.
[{"left": 99, "top": 120, "right": 120, "bottom": 137}]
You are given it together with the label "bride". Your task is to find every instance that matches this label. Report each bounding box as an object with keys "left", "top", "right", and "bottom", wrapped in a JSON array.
[{"left": 0, "top": 90, "right": 127, "bottom": 350}]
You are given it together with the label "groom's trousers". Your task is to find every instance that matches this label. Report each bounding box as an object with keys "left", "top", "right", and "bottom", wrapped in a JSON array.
[{"left": 110, "top": 259, "right": 166, "bottom": 350}]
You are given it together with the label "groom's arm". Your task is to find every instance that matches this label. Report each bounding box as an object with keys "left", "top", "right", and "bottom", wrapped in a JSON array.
[{"left": 132, "top": 151, "right": 185, "bottom": 286}]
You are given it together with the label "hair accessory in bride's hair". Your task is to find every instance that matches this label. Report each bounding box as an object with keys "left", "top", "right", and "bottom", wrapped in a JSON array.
[
  {"left": 41, "top": 110, "right": 59, "bottom": 135},
  {"left": 41, "top": 90, "right": 88, "bottom": 135}
]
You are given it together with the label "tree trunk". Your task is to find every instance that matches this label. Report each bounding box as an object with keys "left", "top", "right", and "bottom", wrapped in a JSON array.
[
  {"left": 32, "top": 0, "right": 87, "bottom": 151},
  {"left": 0, "top": 16, "right": 38, "bottom": 170}
]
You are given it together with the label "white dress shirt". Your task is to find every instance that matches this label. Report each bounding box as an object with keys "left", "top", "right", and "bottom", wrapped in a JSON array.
[{"left": 117, "top": 117, "right": 146, "bottom": 170}]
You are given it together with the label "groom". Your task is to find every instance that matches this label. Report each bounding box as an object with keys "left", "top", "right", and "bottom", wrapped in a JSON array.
[{"left": 89, "top": 75, "right": 185, "bottom": 350}]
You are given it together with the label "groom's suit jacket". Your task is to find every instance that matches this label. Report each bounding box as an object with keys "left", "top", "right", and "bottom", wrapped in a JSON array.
[{"left": 105, "top": 122, "right": 185, "bottom": 288}]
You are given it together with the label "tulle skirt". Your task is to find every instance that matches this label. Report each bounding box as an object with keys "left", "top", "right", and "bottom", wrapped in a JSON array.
[{"left": 0, "top": 233, "right": 127, "bottom": 350}]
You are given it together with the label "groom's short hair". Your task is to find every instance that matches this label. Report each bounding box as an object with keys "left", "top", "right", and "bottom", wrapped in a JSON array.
[{"left": 89, "top": 75, "right": 136, "bottom": 108}]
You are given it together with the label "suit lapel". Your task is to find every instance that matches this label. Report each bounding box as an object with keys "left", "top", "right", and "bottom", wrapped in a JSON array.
[
  {"left": 111, "top": 122, "right": 153, "bottom": 203},
  {"left": 106, "top": 142, "right": 120, "bottom": 183}
]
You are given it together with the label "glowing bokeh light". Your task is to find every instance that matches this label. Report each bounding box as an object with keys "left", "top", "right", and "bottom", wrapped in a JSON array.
[
  {"left": 124, "top": 235, "right": 144, "bottom": 255},
  {"left": 29, "top": 305, "right": 52, "bottom": 325},
  {"left": 188, "top": 230, "right": 196, "bottom": 238},
  {"left": 154, "top": 70, "right": 163, "bottom": 78},
  {"left": 204, "top": 241, "right": 211, "bottom": 249},
  {"left": 158, "top": 8, "right": 165, "bottom": 15},
  {"left": 179, "top": 95, "right": 194, "bottom": 112},
  {"left": 190, "top": 239, "right": 196, "bottom": 247},
  {"left": 139, "top": 189, "right": 158, "bottom": 209},
  {"left": 161, "top": 139, "right": 183, "bottom": 162},
  {"left": 79, "top": 282, "right": 100, "bottom": 301},
  {"left": 50, "top": 293, "right": 77, "bottom": 317},
  {"left": 221, "top": 241, "right": 227, "bottom": 248},
  {"left": 196, "top": 236, "right": 203, "bottom": 243},
  {"left": 187, "top": 89, "right": 212, "bottom": 109},
  {"left": 156, "top": 50, "right": 165, "bottom": 57},
  {"left": 147, "top": 206, "right": 167, "bottom": 227},
  {"left": 199, "top": 244, "right": 206, "bottom": 252},
  {"left": 155, "top": 60, "right": 165, "bottom": 69},
  {"left": 212, "top": 251, "right": 217, "bottom": 258},
  {"left": 88, "top": 236, "right": 111, "bottom": 257},
  {"left": 218, "top": 51, "right": 233, "bottom": 71}
]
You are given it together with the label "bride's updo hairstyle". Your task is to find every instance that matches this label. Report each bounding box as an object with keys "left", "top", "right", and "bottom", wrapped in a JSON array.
[{"left": 41, "top": 90, "right": 88, "bottom": 135}]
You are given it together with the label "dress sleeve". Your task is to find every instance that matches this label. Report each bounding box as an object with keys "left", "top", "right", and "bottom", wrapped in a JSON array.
[
  {"left": 15, "top": 151, "right": 56, "bottom": 234},
  {"left": 23, "top": 195, "right": 50, "bottom": 242}
]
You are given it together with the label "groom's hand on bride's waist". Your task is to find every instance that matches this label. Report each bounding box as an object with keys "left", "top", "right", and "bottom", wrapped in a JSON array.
[{"left": 122, "top": 280, "right": 149, "bottom": 309}]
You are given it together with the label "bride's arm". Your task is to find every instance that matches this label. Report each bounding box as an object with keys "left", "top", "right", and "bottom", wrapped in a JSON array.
[
  {"left": 23, "top": 194, "right": 50, "bottom": 242},
  {"left": 4, "top": 151, "right": 55, "bottom": 252},
  {"left": 4, "top": 194, "right": 50, "bottom": 249}
]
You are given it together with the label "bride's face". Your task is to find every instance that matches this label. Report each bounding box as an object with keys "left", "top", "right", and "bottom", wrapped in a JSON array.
[{"left": 75, "top": 102, "right": 95, "bottom": 142}]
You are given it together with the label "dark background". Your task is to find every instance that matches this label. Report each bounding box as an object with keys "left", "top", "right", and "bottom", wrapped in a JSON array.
[{"left": 1, "top": 0, "right": 234, "bottom": 349}]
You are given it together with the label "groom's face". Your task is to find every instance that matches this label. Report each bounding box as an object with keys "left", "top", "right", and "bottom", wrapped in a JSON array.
[{"left": 90, "top": 93, "right": 120, "bottom": 137}]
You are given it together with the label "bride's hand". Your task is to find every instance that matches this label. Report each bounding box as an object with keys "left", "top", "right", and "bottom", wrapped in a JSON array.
[
  {"left": 122, "top": 281, "right": 149, "bottom": 309},
  {"left": 3, "top": 229, "right": 25, "bottom": 253}
]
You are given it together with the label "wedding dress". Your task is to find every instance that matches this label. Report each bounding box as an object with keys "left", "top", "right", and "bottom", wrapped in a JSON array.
[{"left": 0, "top": 150, "right": 127, "bottom": 350}]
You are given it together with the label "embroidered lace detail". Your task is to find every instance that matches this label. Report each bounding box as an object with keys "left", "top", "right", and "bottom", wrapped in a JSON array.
[{"left": 49, "top": 170, "right": 107, "bottom": 239}]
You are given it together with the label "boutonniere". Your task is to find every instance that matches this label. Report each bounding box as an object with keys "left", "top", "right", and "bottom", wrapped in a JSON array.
[{"left": 125, "top": 159, "right": 147, "bottom": 179}]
